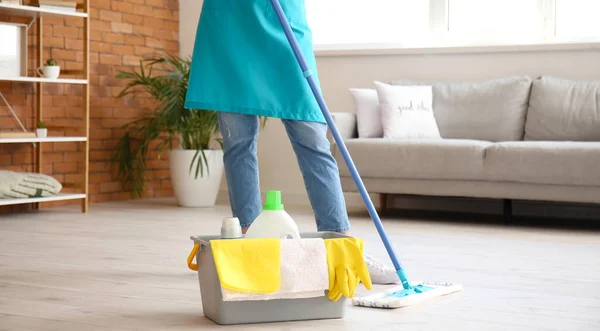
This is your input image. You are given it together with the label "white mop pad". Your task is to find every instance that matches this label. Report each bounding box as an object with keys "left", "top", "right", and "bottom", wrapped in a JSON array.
[{"left": 352, "top": 281, "right": 463, "bottom": 309}]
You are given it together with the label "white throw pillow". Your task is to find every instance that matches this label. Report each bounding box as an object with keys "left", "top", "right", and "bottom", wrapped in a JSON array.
[
  {"left": 349, "top": 88, "right": 383, "bottom": 138},
  {"left": 374, "top": 81, "right": 441, "bottom": 139}
]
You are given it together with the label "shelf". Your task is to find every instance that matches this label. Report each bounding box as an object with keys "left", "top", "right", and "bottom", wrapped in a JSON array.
[
  {"left": 0, "top": 193, "right": 86, "bottom": 206},
  {"left": 1, "top": 1, "right": 91, "bottom": 213},
  {"left": 0, "top": 3, "right": 87, "bottom": 18},
  {"left": 0, "top": 136, "right": 87, "bottom": 144},
  {"left": 0, "top": 76, "right": 88, "bottom": 84}
]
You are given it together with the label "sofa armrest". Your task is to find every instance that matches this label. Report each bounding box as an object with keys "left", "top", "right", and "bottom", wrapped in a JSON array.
[{"left": 327, "top": 112, "right": 357, "bottom": 142}]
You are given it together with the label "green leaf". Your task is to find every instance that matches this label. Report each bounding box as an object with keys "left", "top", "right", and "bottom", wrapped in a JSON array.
[{"left": 111, "top": 52, "right": 266, "bottom": 198}]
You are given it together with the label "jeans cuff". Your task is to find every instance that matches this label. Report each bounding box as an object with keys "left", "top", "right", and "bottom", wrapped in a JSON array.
[{"left": 317, "top": 225, "right": 351, "bottom": 233}]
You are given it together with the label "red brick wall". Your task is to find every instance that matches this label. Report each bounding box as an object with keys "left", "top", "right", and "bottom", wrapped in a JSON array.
[{"left": 0, "top": 0, "right": 179, "bottom": 211}]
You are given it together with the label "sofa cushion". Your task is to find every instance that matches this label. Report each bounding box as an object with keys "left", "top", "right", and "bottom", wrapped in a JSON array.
[
  {"left": 374, "top": 81, "right": 441, "bottom": 140},
  {"left": 391, "top": 76, "right": 532, "bottom": 142},
  {"left": 524, "top": 76, "right": 600, "bottom": 141},
  {"left": 484, "top": 141, "right": 600, "bottom": 186},
  {"left": 330, "top": 112, "right": 358, "bottom": 140},
  {"left": 349, "top": 88, "right": 382, "bottom": 138},
  {"left": 333, "top": 139, "right": 492, "bottom": 181}
]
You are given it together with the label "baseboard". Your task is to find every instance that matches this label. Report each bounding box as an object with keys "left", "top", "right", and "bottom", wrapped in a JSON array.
[
  {"left": 342, "top": 192, "right": 381, "bottom": 210},
  {"left": 216, "top": 190, "right": 230, "bottom": 205},
  {"left": 217, "top": 189, "right": 600, "bottom": 220},
  {"left": 216, "top": 190, "right": 379, "bottom": 210}
]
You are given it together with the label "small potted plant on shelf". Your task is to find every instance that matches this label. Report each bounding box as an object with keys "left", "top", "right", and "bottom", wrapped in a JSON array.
[
  {"left": 36, "top": 121, "right": 47, "bottom": 138},
  {"left": 37, "top": 58, "right": 60, "bottom": 79}
]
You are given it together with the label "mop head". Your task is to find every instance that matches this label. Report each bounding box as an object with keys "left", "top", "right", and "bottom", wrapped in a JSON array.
[{"left": 352, "top": 281, "right": 463, "bottom": 309}]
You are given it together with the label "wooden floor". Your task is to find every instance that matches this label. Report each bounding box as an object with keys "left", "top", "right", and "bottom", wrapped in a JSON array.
[{"left": 1, "top": 199, "right": 599, "bottom": 331}]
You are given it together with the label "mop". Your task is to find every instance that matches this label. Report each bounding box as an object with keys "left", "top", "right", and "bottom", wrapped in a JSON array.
[{"left": 268, "top": 0, "right": 463, "bottom": 309}]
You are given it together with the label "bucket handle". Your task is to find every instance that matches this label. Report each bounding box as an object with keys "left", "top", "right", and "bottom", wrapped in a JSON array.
[{"left": 187, "top": 243, "right": 200, "bottom": 271}]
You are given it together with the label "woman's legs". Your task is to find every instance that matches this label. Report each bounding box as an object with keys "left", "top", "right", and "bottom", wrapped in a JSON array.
[
  {"left": 281, "top": 119, "right": 350, "bottom": 233},
  {"left": 282, "top": 118, "right": 398, "bottom": 284},
  {"left": 217, "top": 112, "right": 262, "bottom": 230},
  {"left": 218, "top": 113, "right": 398, "bottom": 284},
  {"left": 218, "top": 111, "right": 349, "bottom": 233}
]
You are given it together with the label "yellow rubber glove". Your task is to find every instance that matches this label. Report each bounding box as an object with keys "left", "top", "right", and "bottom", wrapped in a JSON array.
[{"left": 324, "top": 238, "right": 372, "bottom": 302}]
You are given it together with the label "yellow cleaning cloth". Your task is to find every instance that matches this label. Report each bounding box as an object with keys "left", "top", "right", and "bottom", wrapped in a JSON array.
[
  {"left": 211, "top": 238, "right": 281, "bottom": 294},
  {"left": 324, "top": 238, "right": 372, "bottom": 302}
]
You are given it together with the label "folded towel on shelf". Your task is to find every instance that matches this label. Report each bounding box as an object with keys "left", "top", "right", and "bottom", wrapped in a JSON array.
[
  {"left": 211, "top": 238, "right": 281, "bottom": 294},
  {"left": 221, "top": 238, "right": 329, "bottom": 301},
  {"left": 0, "top": 171, "right": 63, "bottom": 199}
]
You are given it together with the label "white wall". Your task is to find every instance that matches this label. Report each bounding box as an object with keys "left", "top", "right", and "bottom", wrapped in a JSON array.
[
  {"left": 179, "top": 2, "right": 600, "bottom": 208},
  {"left": 316, "top": 48, "right": 600, "bottom": 115},
  {"left": 179, "top": 0, "right": 202, "bottom": 59}
]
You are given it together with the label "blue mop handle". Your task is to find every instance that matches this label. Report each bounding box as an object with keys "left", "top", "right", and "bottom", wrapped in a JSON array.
[{"left": 268, "top": 0, "right": 411, "bottom": 289}]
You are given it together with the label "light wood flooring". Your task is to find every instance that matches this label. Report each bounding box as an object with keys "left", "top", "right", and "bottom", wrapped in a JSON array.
[{"left": 1, "top": 199, "right": 599, "bottom": 330}]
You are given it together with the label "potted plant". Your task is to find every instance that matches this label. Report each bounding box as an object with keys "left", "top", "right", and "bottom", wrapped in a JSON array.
[
  {"left": 37, "top": 59, "right": 60, "bottom": 79},
  {"left": 36, "top": 121, "right": 47, "bottom": 138},
  {"left": 112, "top": 54, "right": 246, "bottom": 207}
]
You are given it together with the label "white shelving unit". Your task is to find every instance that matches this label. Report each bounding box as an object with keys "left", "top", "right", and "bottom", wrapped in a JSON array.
[
  {"left": 0, "top": 193, "right": 87, "bottom": 206},
  {"left": 0, "top": 2, "right": 88, "bottom": 18},
  {"left": 0, "top": 136, "right": 87, "bottom": 144},
  {"left": 0, "top": 1, "right": 90, "bottom": 212},
  {"left": 0, "top": 76, "right": 88, "bottom": 84}
]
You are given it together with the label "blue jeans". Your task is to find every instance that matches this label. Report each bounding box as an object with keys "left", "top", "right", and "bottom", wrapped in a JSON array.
[{"left": 217, "top": 112, "right": 351, "bottom": 233}]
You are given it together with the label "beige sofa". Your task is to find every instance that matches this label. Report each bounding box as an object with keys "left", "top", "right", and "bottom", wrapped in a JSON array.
[{"left": 330, "top": 76, "right": 600, "bottom": 220}]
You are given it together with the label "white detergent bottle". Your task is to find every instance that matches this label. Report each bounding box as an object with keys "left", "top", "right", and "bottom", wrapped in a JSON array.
[{"left": 244, "top": 190, "right": 301, "bottom": 239}]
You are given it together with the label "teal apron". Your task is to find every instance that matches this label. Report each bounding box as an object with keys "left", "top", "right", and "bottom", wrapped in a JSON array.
[{"left": 184, "top": 0, "right": 325, "bottom": 123}]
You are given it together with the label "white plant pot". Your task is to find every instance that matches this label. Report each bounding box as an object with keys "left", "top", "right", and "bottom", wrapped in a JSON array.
[
  {"left": 169, "top": 149, "right": 224, "bottom": 207},
  {"left": 37, "top": 66, "right": 60, "bottom": 79},
  {"left": 36, "top": 128, "right": 47, "bottom": 138}
]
